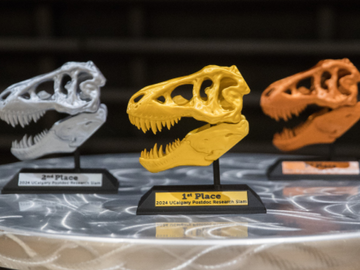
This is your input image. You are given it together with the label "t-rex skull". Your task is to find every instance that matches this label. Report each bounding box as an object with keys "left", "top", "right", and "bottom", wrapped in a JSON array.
[
  {"left": 260, "top": 58, "right": 360, "bottom": 151},
  {"left": 127, "top": 65, "right": 250, "bottom": 173},
  {"left": 0, "top": 61, "right": 107, "bottom": 160}
]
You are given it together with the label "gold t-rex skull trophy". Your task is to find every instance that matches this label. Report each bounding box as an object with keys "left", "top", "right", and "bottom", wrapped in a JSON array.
[
  {"left": 127, "top": 65, "right": 250, "bottom": 173},
  {"left": 261, "top": 58, "right": 360, "bottom": 151}
]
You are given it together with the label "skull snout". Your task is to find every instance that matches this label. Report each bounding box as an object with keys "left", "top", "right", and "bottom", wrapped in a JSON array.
[
  {"left": 262, "top": 87, "right": 275, "bottom": 98},
  {"left": 132, "top": 94, "right": 145, "bottom": 108},
  {"left": 0, "top": 90, "right": 11, "bottom": 102}
]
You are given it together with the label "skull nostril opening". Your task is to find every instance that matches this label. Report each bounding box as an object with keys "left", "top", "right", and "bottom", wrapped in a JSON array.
[
  {"left": 134, "top": 94, "right": 144, "bottom": 103},
  {"left": 0, "top": 92, "right": 11, "bottom": 101},
  {"left": 155, "top": 96, "right": 165, "bottom": 104},
  {"left": 264, "top": 88, "right": 275, "bottom": 97}
]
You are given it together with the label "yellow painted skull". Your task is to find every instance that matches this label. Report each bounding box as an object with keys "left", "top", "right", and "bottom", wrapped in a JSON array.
[{"left": 127, "top": 65, "right": 250, "bottom": 173}]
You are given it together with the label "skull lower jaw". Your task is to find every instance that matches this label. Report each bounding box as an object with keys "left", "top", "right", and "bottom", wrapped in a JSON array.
[
  {"left": 11, "top": 130, "right": 75, "bottom": 160},
  {"left": 139, "top": 140, "right": 212, "bottom": 173},
  {"left": 10, "top": 105, "right": 107, "bottom": 160},
  {"left": 272, "top": 108, "right": 333, "bottom": 151},
  {"left": 273, "top": 127, "right": 336, "bottom": 152},
  {"left": 138, "top": 118, "right": 249, "bottom": 173},
  {"left": 272, "top": 105, "right": 360, "bottom": 151}
]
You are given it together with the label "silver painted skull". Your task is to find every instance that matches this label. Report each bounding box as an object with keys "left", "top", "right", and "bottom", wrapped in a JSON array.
[{"left": 0, "top": 61, "right": 107, "bottom": 160}]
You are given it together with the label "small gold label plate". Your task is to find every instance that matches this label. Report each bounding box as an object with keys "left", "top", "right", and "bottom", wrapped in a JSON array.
[{"left": 155, "top": 191, "right": 248, "bottom": 207}]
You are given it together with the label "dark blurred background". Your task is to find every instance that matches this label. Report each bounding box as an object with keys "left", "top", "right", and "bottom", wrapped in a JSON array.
[{"left": 0, "top": 0, "right": 360, "bottom": 164}]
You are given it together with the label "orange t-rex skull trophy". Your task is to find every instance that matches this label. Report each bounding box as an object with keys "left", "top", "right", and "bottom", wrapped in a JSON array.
[
  {"left": 261, "top": 59, "right": 360, "bottom": 151},
  {"left": 127, "top": 65, "right": 250, "bottom": 173}
]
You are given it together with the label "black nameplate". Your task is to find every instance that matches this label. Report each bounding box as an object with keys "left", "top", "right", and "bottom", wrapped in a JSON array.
[
  {"left": 137, "top": 184, "right": 266, "bottom": 215},
  {"left": 2, "top": 168, "right": 119, "bottom": 194}
]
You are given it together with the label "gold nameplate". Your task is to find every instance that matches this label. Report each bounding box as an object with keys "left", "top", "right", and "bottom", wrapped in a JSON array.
[
  {"left": 155, "top": 191, "right": 248, "bottom": 207},
  {"left": 282, "top": 161, "right": 360, "bottom": 175}
]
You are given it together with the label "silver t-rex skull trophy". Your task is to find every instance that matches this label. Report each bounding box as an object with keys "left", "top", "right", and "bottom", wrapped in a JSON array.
[{"left": 0, "top": 61, "right": 107, "bottom": 160}]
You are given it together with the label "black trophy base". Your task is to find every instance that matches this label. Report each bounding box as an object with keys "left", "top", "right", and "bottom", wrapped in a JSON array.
[
  {"left": 268, "top": 159, "right": 360, "bottom": 180},
  {"left": 136, "top": 184, "right": 266, "bottom": 215},
  {"left": 1, "top": 168, "right": 119, "bottom": 194}
]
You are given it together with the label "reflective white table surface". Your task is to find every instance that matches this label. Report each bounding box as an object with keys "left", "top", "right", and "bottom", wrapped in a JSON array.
[{"left": 0, "top": 153, "right": 359, "bottom": 270}]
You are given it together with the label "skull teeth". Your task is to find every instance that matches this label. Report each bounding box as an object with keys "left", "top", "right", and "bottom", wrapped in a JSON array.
[
  {"left": 0, "top": 110, "right": 46, "bottom": 128},
  {"left": 141, "top": 139, "right": 181, "bottom": 159},
  {"left": 276, "top": 117, "right": 315, "bottom": 141},
  {"left": 263, "top": 105, "right": 307, "bottom": 122},
  {"left": 129, "top": 114, "right": 183, "bottom": 160},
  {"left": 11, "top": 129, "right": 49, "bottom": 149},
  {"left": 274, "top": 128, "right": 295, "bottom": 141},
  {"left": 129, "top": 115, "right": 182, "bottom": 134}
]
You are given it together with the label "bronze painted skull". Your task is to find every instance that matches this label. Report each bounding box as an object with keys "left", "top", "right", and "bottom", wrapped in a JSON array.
[{"left": 261, "top": 58, "right": 360, "bottom": 151}]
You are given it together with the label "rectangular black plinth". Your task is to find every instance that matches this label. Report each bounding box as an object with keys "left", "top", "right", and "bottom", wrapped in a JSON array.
[
  {"left": 1, "top": 168, "right": 119, "bottom": 194},
  {"left": 268, "top": 159, "right": 360, "bottom": 180},
  {"left": 137, "top": 184, "right": 266, "bottom": 215}
]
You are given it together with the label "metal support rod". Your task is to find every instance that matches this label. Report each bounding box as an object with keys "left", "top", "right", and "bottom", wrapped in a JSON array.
[
  {"left": 210, "top": 123, "right": 221, "bottom": 190},
  {"left": 213, "top": 159, "right": 221, "bottom": 190},
  {"left": 328, "top": 141, "right": 336, "bottom": 161},
  {"left": 74, "top": 149, "right": 81, "bottom": 172}
]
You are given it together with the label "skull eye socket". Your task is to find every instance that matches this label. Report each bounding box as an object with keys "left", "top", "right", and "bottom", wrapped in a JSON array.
[
  {"left": 219, "top": 77, "right": 237, "bottom": 90},
  {"left": 320, "top": 71, "right": 331, "bottom": 90},
  {"left": 60, "top": 74, "right": 72, "bottom": 96},
  {"left": 200, "top": 79, "right": 212, "bottom": 101},
  {"left": 337, "top": 69, "right": 352, "bottom": 95},
  {"left": 218, "top": 77, "right": 238, "bottom": 111},
  {"left": 77, "top": 72, "right": 94, "bottom": 101}
]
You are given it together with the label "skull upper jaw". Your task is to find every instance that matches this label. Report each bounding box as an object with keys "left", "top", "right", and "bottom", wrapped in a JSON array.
[
  {"left": 139, "top": 117, "right": 249, "bottom": 173},
  {"left": 261, "top": 59, "right": 360, "bottom": 116},
  {"left": 127, "top": 100, "right": 244, "bottom": 126},
  {"left": 127, "top": 65, "right": 249, "bottom": 126}
]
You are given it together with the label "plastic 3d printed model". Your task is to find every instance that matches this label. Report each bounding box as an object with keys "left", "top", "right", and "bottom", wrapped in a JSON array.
[
  {"left": 261, "top": 58, "right": 360, "bottom": 152},
  {"left": 0, "top": 61, "right": 107, "bottom": 160},
  {"left": 1, "top": 62, "right": 119, "bottom": 194},
  {"left": 128, "top": 65, "right": 266, "bottom": 215},
  {"left": 127, "top": 65, "right": 250, "bottom": 173}
]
